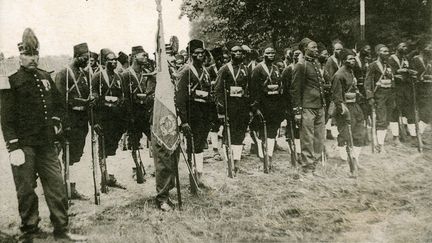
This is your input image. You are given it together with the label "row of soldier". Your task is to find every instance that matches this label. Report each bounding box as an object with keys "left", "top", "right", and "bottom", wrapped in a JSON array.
[{"left": 2, "top": 27, "right": 432, "bottom": 241}]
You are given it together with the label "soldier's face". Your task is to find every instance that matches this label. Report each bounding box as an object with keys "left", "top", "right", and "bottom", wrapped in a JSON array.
[
  {"left": 293, "top": 50, "right": 302, "bottom": 63},
  {"left": 192, "top": 49, "right": 205, "bottom": 63},
  {"left": 175, "top": 59, "right": 184, "bottom": 69},
  {"left": 345, "top": 55, "right": 356, "bottom": 68},
  {"left": 20, "top": 54, "right": 39, "bottom": 70},
  {"left": 398, "top": 43, "right": 408, "bottom": 55},
  {"left": 305, "top": 42, "right": 319, "bottom": 58},
  {"left": 106, "top": 53, "right": 117, "bottom": 70},
  {"left": 231, "top": 46, "right": 244, "bottom": 61},
  {"left": 135, "top": 52, "right": 148, "bottom": 65},
  {"left": 334, "top": 43, "right": 343, "bottom": 58},
  {"left": 89, "top": 57, "right": 97, "bottom": 67},
  {"left": 264, "top": 48, "right": 275, "bottom": 62},
  {"left": 379, "top": 47, "right": 390, "bottom": 60},
  {"left": 222, "top": 54, "right": 231, "bottom": 64},
  {"left": 77, "top": 53, "right": 89, "bottom": 68}
]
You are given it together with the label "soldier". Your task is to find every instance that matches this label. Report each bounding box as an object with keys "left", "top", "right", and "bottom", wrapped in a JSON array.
[
  {"left": 176, "top": 39, "right": 212, "bottom": 186},
  {"left": 88, "top": 51, "right": 100, "bottom": 76},
  {"left": 282, "top": 48, "right": 303, "bottom": 158},
  {"left": 0, "top": 28, "right": 86, "bottom": 242},
  {"left": 331, "top": 49, "right": 366, "bottom": 162},
  {"left": 222, "top": 49, "right": 231, "bottom": 64},
  {"left": 365, "top": 44, "right": 395, "bottom": 153},
  {"left": 354, "top": 43, "right": 372, "bottom": 121},
  {"left": 388, "top": 42, "right": 412, "bottom": 143},
  {"left": 215, "top": 42, "right": 251, "bottom": 174},
  {"left": 291, "top": 38, "right": 326, "bottom": 173},
  {"left": 92, "top": 48, "right": 127, "bottom": 189},
  {"left": 55, "top": 43, "right": 91, "bottom": 200},
  {"left": 117, "top": 51, "right": 129, "bottom": 74},
  {"left": 122, "top": 46, "right": 156, "bottom": 176},
  {"left": 250, "top": 46, "right": 285, "bottom": 164},
  {"left": 411, "top": 42, "right": 432, "bottom": 140},
  {"left": 208, "top": 47, "right": 224, "bottom": 160},
  {"left": 325, "top": 39, "right": 344, "bottom": 78},
  {"left": 247, "top": 49, "right": 259, "bottom": 74},
  {"left": 283, "top": 48, "right": 292, "bottom": 69}
]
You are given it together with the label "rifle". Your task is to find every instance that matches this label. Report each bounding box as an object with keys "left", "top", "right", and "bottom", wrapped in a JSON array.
[
  {"left": 64, "top": 69, "right": 71, "bottom": 206},
  {"left": 286, "top": 118, "right": 297, "bottom": 167},
  {"left": 411, "top": 75, "right": 423, "bottom": 152},
  {"left": 88, "top": 63, "right": 101, "bottom": 205},
  {"left": 345, "top": 113, "right": 358, "bottom": 177},
  {"left": 96, "top": 122, "right": 109, "bottom": 193},
  {"left": 371, "top": 105, "right": 377, "bottom": 153},
  {"left": 179, "top": 144, "right": 200, "bottom": 194},
  {"left": 259, "top": 113, "right": 270, "bottom": 174},
  {"left": 174, "top": 150, "right": 182, "bottom": 210},
  {"left": 223, "top": 78, "right": 234, "bottom": 178},
  {"left": 128, "top": 72, "right": 147, "bottom": 184},
  {"left": 186, "top": 66, "right": 199, "bottom": 195}
]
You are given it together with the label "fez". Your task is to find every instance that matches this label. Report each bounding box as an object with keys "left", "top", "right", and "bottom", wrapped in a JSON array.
[
  {"left": 100, "top": 48, "right": 115, "bottom": 65},
  {"left": 73, "top": 43, "right": 89, "bottom": 57},
  {"left": 340, "top": 48, "right": 355, "bottom": 61},
  {"left": 90, "top": 52, "right": 98, "bottom": 60},
  {"left": 131, "top": 46, "right": 145, "bottom": 56},
  {"left": 226, "top": 40, "right": 242, "bottom": 51},
  {"left": 374, "top": 44, "right": 386, "bottom": 53},
  {"left": 210, "top": 47, "right": 224, "bottom": 59},
  {"left": 299, "top": 38, "right": 314, "bottom": 52},
  {"left": 118, "top": 51, "right": 128, "bottom": 65},
  {"left": 187, "top": 39, "right": 204, "bottom": 53}
]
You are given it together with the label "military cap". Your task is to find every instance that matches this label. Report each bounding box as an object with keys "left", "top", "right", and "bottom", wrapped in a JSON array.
[
  {"left": 100, "top": 48, "right": 115, "bottom": 65},
  {"left": 226, "top": 40, "right": 242, "bottom": 51},
  {"left": 131, "top": 46, "right": 145, "bottom": 56},
  {"left": 187, "top": 39, "right": 204, "bottom": 54},
  {"left": 73, "top": 43, "right": 89, "bottom": 57},
  {"left": 299, "top": 38, "right": 314, "bottom": 52},
  {"left": 210, "top": 47, "right": 224, "bottom": 59},
  {"left": 17, "top": 28, "right": 39, "bottom": 55},
  {"left": 90, "top": 52, "right": 98, "bottom": 60},
  {"left": 175, "top": 54, "right": 184, "bottom": 61},
  {"left": 339, "top": 48, "right": 355, "bottom": 61},
  {"left": 241, "top": 45, "right": 252, "bottom": 52},
  {"left": 374, "top": 44, "right": 386, "bottom": 54},
  {"left": 118, "top": 51, "right": 128, "bottom": 65}
]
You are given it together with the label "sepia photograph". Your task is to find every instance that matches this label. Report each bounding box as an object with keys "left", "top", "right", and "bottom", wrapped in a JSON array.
[{"left": 0, "top": 0, "right": 431, "bottom": 242}]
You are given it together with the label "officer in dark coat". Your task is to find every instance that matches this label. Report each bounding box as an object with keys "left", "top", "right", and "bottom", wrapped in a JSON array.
[
  {"left": 411, "top": 42, "right": 432, "bottom": 139},
  {"left": 291, "top": 38, "right": 326, "bottom": 173},
  {"left": 55, "top": 42, "right": 91, "bottom": 200},
  {"left": 250, "top": 46, "right": 285, "bottom": 163},
  {"left": 331, "top": 49, "right": 366, "bottom": 163},
  {"left": 0, "top": 28, "right": 86, "bottom": 242},
  {"left": 92, "top": 48, "right": 127, "bottom": 189},
  {"left": 365, "top": 44, "right": 395, "bottom": 153},
  {"left": 215, "top": 42, "right": 251, "bottom": 174},
  {"left": 176, "top": 39, "right": 212, "bottom": 186}
]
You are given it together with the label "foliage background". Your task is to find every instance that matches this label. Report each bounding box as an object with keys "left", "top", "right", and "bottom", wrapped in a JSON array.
[{"left": 180, "top": 0, "right": 432, "bottom": 53}]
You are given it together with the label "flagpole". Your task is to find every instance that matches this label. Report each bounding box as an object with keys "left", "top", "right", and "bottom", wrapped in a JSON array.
[{"left": 360, "top": 0, "right": 365, "bottom": 41}]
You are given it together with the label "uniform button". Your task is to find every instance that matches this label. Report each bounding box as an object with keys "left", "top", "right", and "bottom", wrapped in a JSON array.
[
  {"left": 41, "top": 94, "right": 44, "bottom": 97},
  {"left": 44, "top": 105, "right": 47, "bottom": 108},
  {"left": 37, "top": 84, "right": 40, "bottom": 87},
  {"left": 44, "top": 111, "right": 47, "bottom": 114},
  {"left": 45, "top": 117, "right": 48, "bottom": 120},
  {"left": 36, "top": 79, "right": 40, "bottom": 81},
  {"left": 42, "top": 100, "right": 46, "bottom": 102},
  {"left": 39, "top": 89, "right": 43, "bottom": 92}
]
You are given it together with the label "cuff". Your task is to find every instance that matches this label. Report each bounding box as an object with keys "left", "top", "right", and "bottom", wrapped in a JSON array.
[{"left": 6, "top": 139, "right": 20, "bottom": 152}]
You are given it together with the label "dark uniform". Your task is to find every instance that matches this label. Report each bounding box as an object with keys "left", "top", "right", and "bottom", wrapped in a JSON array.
[
  {"left": 291, "top": 55, "right": 326, "bottom": 168},
  {"left": 1, "top": 66, "right": 69, "bottom": 235},
  {"left": 331, "top": 66, "right": 366, "bottom": 148},
  {"left": 176, "top": 63, "right": 212, "bottom": 172},
  {"left": 354, "top": 54, "right": 371, "bottom": 120},
  {"left": 122, "top": 66, "right": 156, "bottom": 150},
  {"left": 411, "top": 55, "right": 432, "bottom": 124},
  {"left": 215, "top": 61, "right": 250, "bottom": 161},
  {"left": 281, "top": 63, "right": 299, "bottom": 140},
  {"left": 250, "top": 61, "right": 285, "bottom": 159},
  {"left": 55, "top": 65, "right": 90, "bottom": 164},
  {"left": 92, "top": 68, "right": 126, "bottom": 157}
]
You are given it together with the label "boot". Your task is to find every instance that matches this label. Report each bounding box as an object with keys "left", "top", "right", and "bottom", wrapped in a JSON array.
[
  {"left": 197, "top": 173, "right": 208, "bottom": 189},
  {"left": 107, "top": 174, "right": 126, "bottom": 190},
  {"left": 393, "top": 136, "right": 401, "bottom": 146},
  {"left": 250, "top": 143, "right": 258, "bottom": 156},
  {"left": 70, "top": 183, "right": 89, "bottom": 200}
]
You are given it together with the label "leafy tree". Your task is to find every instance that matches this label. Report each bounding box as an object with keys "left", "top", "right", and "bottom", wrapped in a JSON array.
[{"left": 181, "top": 0, "right": 431, "bottom": 53}]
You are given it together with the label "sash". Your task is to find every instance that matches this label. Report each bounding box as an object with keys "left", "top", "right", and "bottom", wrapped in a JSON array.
[
  {"left": 66, "top": 67, "right": 83, "bottom": 98},
  {"left": 261, "top": 62, "right": 273, "bottom": 83},
  {"left": 227, "top": 62, "right": 242, "bottom": 84},
  {"left": 128, "top": 67, "right": 146, "bottom": 93},
  {"left": 331, "top": 55, "right": 341, "bottom": 69}
]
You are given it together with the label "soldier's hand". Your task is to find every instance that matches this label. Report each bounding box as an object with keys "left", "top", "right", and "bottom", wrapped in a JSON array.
[
  {"left": 94, "top": 124, "right": 103, "bottom": 135},
  {"left": 255, "top": 109, "right": 263, "bottom": 119},
  {"left": 52, "top": 117, "right": 63, "bottom": 135},
  {"left": 181, "top": 123, "right": 192, "bottom": 136},
  {"left": 294, "top": 114, "right": 302, "bottom": 124},
  {"left": 398, "top": 68, "right": 408, "bottom": 74},
  {"left": 340, "top": 103, "right": 349, "bottom": 116},
  {"left": 368, "top": 98, "right": 375, "bottom": 107},
  {"left": 9, "top": 149, "right": 25, "bottom": 166}
]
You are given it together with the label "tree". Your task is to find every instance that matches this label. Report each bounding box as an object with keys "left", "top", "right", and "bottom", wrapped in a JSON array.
[{"left": 181, "top": 0, "right": 431, "bottom": 53}]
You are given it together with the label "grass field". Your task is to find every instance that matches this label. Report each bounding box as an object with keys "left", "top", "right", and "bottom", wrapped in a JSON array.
[{"left": 1, "top": 129, "right": 432, "bottom": 242}]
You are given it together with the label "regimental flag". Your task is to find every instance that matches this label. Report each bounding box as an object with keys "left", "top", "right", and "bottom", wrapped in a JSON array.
[{"left": 152, "top": 0, "right": 180, "bottom": 153}]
